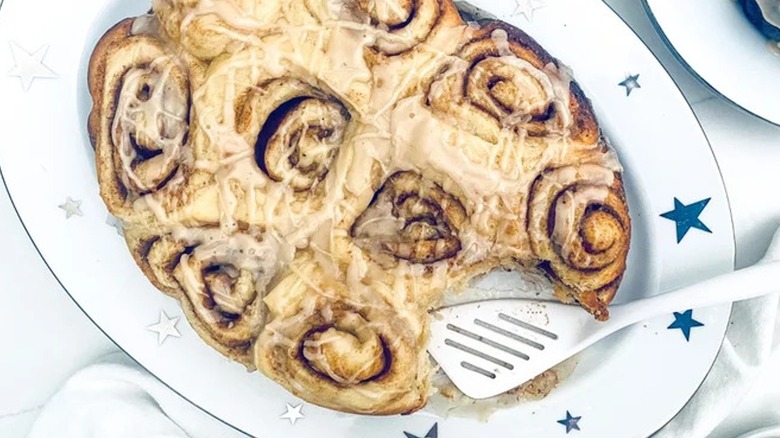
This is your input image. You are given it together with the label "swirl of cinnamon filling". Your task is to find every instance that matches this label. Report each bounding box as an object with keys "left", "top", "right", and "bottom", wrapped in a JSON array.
[
  {"left": 301, "top": 312, "right": 388, "bottom": 384},
  {"left": 351, "top": 171, "right": 467, "bottom": 265},
  {"left": 124, "top": 228, "right": 281, "bottom": 363},
  {"left": 89, "top": 18, "right": 192, "bottom": 216},
  {"left": 352, "top": 0, "right": 461, "bottom": 55},
  {"left": 428, "top": 23, "right": 599, "bottom": 144},
  {"left": 250, "top": 84, "right": 351, "bottom": 191},
  {"left": 196, "top": 49, "right": 352, "bottom": 193},
  {"left": 527, "top": 164, "right": 630, "bottom": 321},
  {"left": 254, "top": 273, "right": 428, "bottom": 415}
]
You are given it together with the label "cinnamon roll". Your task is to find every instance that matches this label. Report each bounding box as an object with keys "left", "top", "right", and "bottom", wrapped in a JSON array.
[
  {"left": 88, "top": 17, "right": 199, "bottom": 217},
  {"left": 89, "top": 0, "right": 633, "bottom": 416},
  {"left": 527, "top": 164, "right": 630, "bottom": 320},
  {"left": 255, "top": 265, "right": 429, "bottom": 415},
  {"left": 190, "top": 48, "right": 356, "bottom": 240},
  {"left": 428, "top": 22, "right": 599, "bottom": 144},
  {"left": 124, "top": 227, "right": 285, "bottom": 363},
  {"left": 351, "top": 171, "right": 467, "bottom": 266}
]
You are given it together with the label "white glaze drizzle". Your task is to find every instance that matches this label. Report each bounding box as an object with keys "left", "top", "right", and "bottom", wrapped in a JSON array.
[
  {"left": 111, "top": 55, "right": 188, "bottom": 193},
  {"left": 118, "top": 3, "right": 628, "bottom": 385}
]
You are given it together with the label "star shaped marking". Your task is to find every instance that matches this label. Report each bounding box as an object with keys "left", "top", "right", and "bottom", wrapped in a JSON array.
[
  {"left": 667, "top": 309, "right": 704, "bottom": 342},
  {"left": 619, "top": 74, "right": 641, "bottom": 96},
  {"left": 512, "top": 0, "right": 544, "bottom": 20},
  {"left": 280, "top": 403, "right": 304, "bottom": 425},
  {"left": 660, "top": 198, "right": 712, "bottom": 243},
  {"left": 147, "top": 310, "right": 181, "bottom": 346},
  {"left": 404, "top": 423, "right": 437, "bottom": 438},
  {"left": 58, "top": 197, "right": 83, "bottom": 219},
  {"left": 557, "top": 411, "right": 581, "bottom": 433},
  {"left": 8, "top": 42, "right": 58, "bottom": 91}
]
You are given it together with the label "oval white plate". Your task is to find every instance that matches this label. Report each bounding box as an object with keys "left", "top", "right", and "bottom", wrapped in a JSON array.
[
  {"left": 644, "top": 0, "right": 780, "bottom": 126},
  {"left": 0, "top": 0, "right": 735, "bottom": 437}
]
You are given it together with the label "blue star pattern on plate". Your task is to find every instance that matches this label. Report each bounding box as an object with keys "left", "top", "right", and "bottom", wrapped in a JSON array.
[
  {"left": 557, "top": 411, "right": 581, "bottom": 433},
  {"left": 7, "top": 42, "right": 58, "bottom": 91},
  {"left": 667, "top": 309, "right": 704, "bottom": 342},
  {"left": 404, "top": 423, "right": 438, "bottom": 438},
  {"left": 619, "top": 74, "right": 641, "bottom": 96},
  {"left": 660, "top": 198, "right": 712, "bottom": 243}
]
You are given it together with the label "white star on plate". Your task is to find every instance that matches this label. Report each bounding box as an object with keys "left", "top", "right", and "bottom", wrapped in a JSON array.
[
  {"left": 512, "top": 0, "right": 544, "bottom": 20},
  {"left": 147, "top": 310, "right": 181, "bottom": 346},
  {"left": 58, "top": 197, "right": 83, "bottom": 219},
  {"left": 280, "top": 403, "right": 304, "bottom": 425},
  {"left": 8, "top": 42, "right": 58, "bottom": 91},
  {"left": 106, "top": 214, "right": 125, "bottom": 236}
]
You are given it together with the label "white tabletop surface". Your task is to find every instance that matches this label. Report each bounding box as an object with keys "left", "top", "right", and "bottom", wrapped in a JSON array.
[{"left": 1, "top": 1, "right": 779, "bottom": 437}]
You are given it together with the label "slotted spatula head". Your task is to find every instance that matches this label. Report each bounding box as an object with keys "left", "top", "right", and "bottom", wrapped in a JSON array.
[
  {"left": 429, "top": 227, "right": 780, "bottom": 399},
  {"left": 428, "top": 299, "right": 603, "bottom": 400}
]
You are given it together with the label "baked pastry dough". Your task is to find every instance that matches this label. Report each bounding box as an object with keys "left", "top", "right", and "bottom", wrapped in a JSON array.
[{"left": 88, "top": 0, "right": 631, "bottom": 415}]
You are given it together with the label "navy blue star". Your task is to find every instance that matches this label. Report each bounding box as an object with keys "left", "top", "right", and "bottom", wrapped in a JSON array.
[
  {"left": 667, "top": 309, "right": 704, "bottom": 341},
  {"left": 660, "top": 198, "right": 712, "bottom": 243},
  {"left": 619, "top": 74, "right": 641, "bottom": 96},
  {"left": 404, "top": 423, "right": 437, "bottom": 438},
  {"left": 557, "top": 411, "right": 581, "bottom": 433}
]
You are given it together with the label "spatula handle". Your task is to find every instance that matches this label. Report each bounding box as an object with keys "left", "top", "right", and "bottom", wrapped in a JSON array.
[{"left": 614, "top": 261, "right": 780, "bottom": 325}]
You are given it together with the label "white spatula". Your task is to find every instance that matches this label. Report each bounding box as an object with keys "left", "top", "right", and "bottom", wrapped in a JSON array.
[{"left": 428, "top": 229, "right": 780, "bottom": 400}]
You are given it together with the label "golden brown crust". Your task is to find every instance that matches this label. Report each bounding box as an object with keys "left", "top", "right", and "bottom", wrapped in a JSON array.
[
  {"left": 88, "top": 19, "right": 136, "bottom": 212},
  {"left": 88, "top": 19, "right": 133, "bottom": 150},
  {"left": 88, "top": 17, "right": 196, "bottom": 217}
]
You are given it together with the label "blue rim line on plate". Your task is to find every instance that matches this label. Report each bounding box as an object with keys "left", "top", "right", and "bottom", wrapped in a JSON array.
[
  {"left": 642, "top": 0, "right": 780, "bottom": 129},
  {"left": 0, "top": 171, "right": 255, "bottom": 438},
  {"left": 0, "top": 0, "right": 737, "bottom": 436},
  {"left": 605, "top": 1, "right": 738, "bottom": 435}
]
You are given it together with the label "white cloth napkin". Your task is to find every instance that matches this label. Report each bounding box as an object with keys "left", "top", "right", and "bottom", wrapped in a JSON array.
[
  {"left": 655, "top": 229, "right": 780, "bottom": 437},
  {"left": 655, "top": 295, "right": 780, "bottom": 438},
  {"left": 27, "top": 353, "right": 248, "bottom": 438}
]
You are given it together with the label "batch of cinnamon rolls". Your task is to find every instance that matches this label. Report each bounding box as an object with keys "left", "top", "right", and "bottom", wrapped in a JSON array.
[{"left": 88, "top": 0, "right": 631, "bottom": 415}]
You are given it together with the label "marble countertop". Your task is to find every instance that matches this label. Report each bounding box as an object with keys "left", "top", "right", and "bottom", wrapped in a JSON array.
[{"left": 1, "top": 1, "right": 779, "bottom": 437}]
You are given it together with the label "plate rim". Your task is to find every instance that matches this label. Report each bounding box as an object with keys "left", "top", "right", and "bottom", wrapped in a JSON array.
[
  {"left": 0, "top": 166, "right": 255, "bottom": 436},
  {"left": 599, "top": 1, "right": 738, "bottom": 434},
  {"left": 0, "top": 0, "right": 737, "bottom": 436},
  {"left": 642, "top": 0, "right": 780, "bottom": 129}
]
